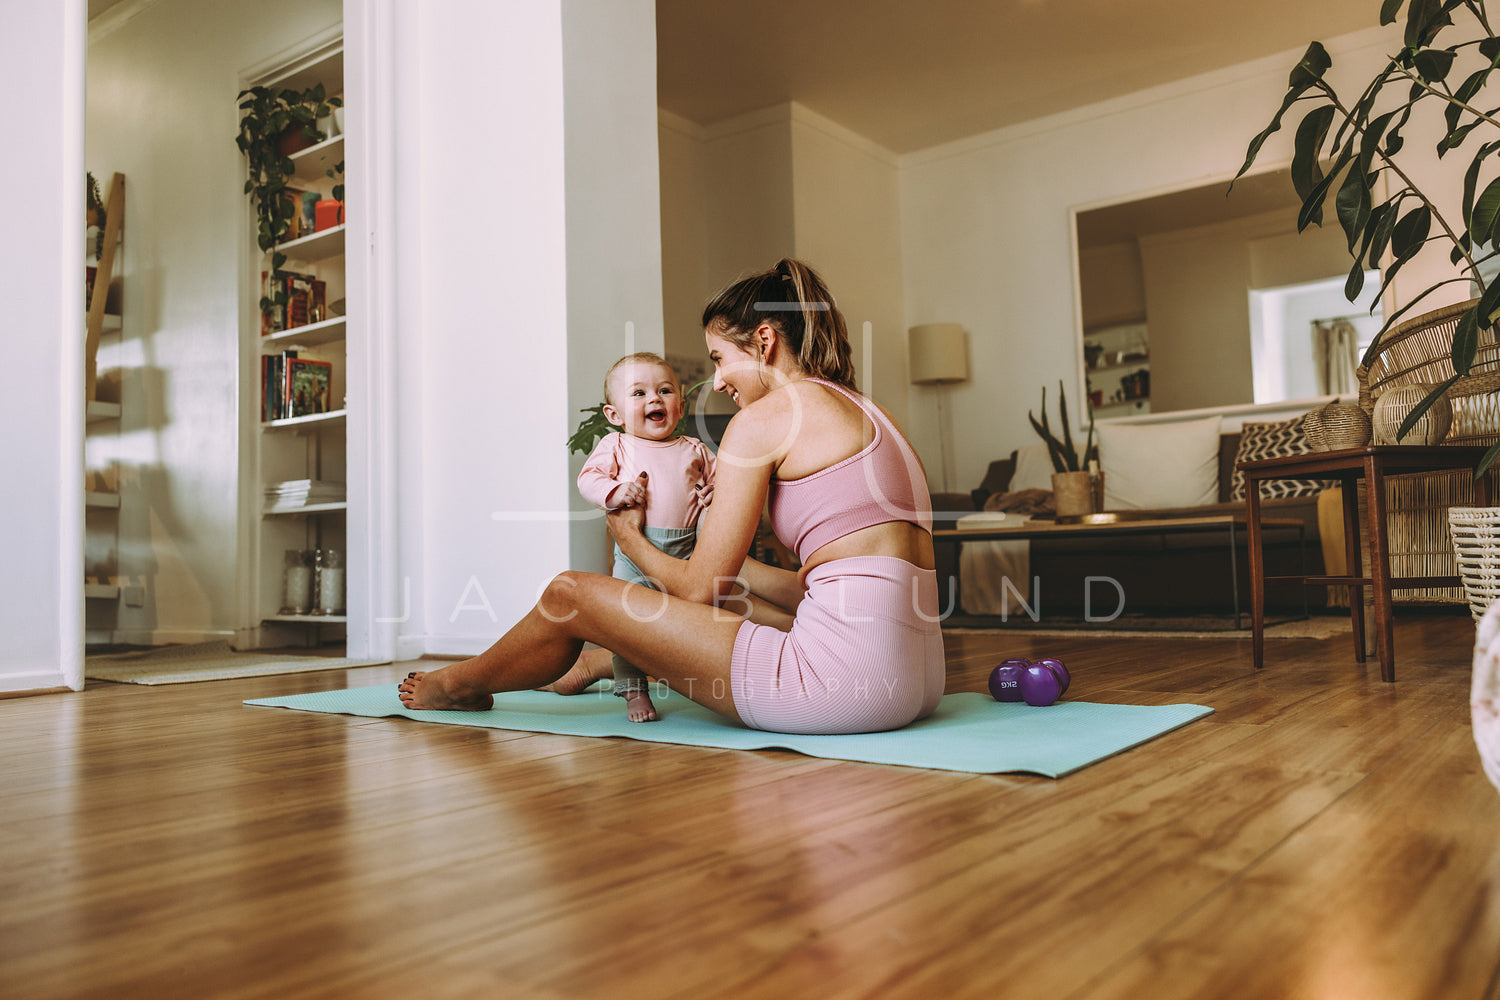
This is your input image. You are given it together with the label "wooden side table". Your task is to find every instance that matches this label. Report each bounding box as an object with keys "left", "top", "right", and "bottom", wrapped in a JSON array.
[{"left": 1240, "top": 445, "right": 1492, "bottom": 682}]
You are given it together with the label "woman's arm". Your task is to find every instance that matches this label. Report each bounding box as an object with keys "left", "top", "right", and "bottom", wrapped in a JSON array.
[{"left": 735, "top": 553, "right": 804, "bottom": 612}]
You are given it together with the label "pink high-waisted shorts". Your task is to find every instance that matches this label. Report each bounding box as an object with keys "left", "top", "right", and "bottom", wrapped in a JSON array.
[{"left": 730, "top": 556, "right": 946, "bottom": 734}]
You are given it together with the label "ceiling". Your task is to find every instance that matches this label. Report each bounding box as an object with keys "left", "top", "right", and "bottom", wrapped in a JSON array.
[
  {"left": 87, "top": 1, "right": 1387, "bottom": 155},
  {"left": 656, "top": 0, "right": 1386, "bottom": 153}
]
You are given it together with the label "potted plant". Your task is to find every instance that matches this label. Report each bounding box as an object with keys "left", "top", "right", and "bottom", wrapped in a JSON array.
[
  {"left": 236, "top": 83, "right": 341, "bottom": 322},
  {"left": 1233, "top": 0, "right": 1500, "bottom": 466},
  {"left": 1028, "top": 382, "right": 1098, "bottom": 516}
]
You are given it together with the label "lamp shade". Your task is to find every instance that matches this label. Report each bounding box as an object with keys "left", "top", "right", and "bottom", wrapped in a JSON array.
[{"left": 908, "top": 323, "right": 969, "bottom": 385}]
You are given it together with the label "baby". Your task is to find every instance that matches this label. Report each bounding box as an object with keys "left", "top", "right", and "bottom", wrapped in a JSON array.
[{"left": 577, "top": 353, "right": 715, "bottom": 721}]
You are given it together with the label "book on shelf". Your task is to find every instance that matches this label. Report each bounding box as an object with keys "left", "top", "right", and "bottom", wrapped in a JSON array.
[
  {"left": 262, "top": 351, "right": 337, "bottom": 421},
  {"left": 264, "top": 478, "right": 346, "bottom": 512},
  {"left": 286, "top": 358, "right": 333, "bottom": 417},
  {"left": 262, "top": 350, "right": 294, "bottom": 421},
  {"left": 261, "top": 270, "right": 326, "bottom": 334}
]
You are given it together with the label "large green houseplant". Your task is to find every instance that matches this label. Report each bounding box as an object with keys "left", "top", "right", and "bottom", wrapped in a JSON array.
[
  {"left": 236, "top": 83, "right": 341, "bottom": 318},
  {"left": 1234, "top": 0, "right": 1500, "bottom": 466}
]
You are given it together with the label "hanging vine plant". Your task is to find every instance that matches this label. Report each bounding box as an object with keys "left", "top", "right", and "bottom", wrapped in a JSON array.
[{"left": 235, "top": 82, "right": 341, "bottom": 319}]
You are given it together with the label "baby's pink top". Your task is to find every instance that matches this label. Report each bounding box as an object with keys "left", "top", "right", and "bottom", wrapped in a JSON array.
[
  {"left": 578, "top": 432, "right": 716, "bottom": 530},
  {"left": 768, "top": 379, "right": 932, "bottom": 561}
]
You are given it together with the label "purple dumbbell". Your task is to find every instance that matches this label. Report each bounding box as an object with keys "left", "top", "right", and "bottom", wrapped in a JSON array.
[
  {"left": 1020, "top": 664, "right": 1063, "bottom": 706},
  {"left": 988, "top": 658, "right": 1030, "bottom": 702},
  {"left": 1033, "top": 656, "right": 1070, "bottom": 696}
]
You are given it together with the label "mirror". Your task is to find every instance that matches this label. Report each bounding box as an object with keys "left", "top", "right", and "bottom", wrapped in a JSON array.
[{"left": 1072, "top": 166, "right": 1383, "bottom": 419}]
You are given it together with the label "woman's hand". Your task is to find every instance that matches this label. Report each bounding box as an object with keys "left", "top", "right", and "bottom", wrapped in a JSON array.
[{"left": 606, "top": 472, "right": 648, "bottom": 541}]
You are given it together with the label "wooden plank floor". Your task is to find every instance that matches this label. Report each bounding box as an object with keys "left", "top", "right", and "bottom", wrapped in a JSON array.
[{"left": 4, "top": 614, "right": 1499, "bottom": 1000}]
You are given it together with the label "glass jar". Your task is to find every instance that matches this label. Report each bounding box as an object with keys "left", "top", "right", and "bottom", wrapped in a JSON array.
[
  {"left": 315, "top": 548, "right": 346, "bottom": 615},
  {"left": 281, "top": 549, "right": 313, "bottom": 614}
]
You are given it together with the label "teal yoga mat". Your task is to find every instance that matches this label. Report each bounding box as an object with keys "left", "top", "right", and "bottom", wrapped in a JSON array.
[{"left": 246, "top": 685, "right": 1213, "bottom": 777}]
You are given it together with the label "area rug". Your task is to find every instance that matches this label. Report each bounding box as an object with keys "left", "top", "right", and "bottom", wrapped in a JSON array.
[
  {"left": 87, "top": 641, "right": 389, "bottom": 685},
  {"left": 244, "top": 685, "right": 1214, "bottom": 777}
]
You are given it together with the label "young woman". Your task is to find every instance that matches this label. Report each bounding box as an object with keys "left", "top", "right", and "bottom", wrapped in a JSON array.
[{"left": 399, "top": 258, "right": 945, "bottom": 734}]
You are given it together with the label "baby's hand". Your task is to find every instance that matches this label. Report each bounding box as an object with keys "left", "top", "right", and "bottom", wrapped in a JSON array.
[
  {"left": 695, "top": 482, "right": 714, "bottom": 507},
  {"left": 611, "top": 479, "right": 647, "bottom": 509}
]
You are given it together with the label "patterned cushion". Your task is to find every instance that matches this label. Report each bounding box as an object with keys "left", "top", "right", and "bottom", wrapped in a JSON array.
[{"left": 1230, "top": 416, "right": 1326, "bottom": 501}]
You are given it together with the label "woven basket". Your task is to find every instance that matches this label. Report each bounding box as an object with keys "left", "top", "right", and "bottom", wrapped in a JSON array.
[
  {"left": 1450, "top": 507, "right": 1500, "bottom": 621},
  {"left": 1303, "top": 400, "right": 1371, "bottom": 451}
]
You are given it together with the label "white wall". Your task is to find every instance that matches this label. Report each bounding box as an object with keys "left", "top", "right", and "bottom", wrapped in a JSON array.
[
  {"left": 659, "top": 111, "right": 714, "bottom": 371},
  {"left": 403, "top": 0, "right": 662, "bottom": 655},
  {"left": 659, "top": 103, "right": 909, "bottom": 420},
  {"left": 0, "top": 0, "right": 85, "bottom": 692},
  {"left": 86, "top": 0, "right": 342, "bottom": 644},
  {"left": 702, "top": 108, "right": 798, "bottom": 299},
  {"left": 898, "top": 23, "right": 1451, "bottom": 491},
  {"left": 402, "top": 0, "right": 569, "bottom": 655},
  {"left": 563, "top": 0, "right": 665, "bottom": 579},
  {"left": 790, "top": 104, "right": 908, "bottom": 424}
]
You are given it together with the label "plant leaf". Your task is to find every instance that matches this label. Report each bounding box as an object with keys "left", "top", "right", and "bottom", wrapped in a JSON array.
[
  {"left": 1231, "top": 43, "right": 1332, "bottom": 188},
  {"left": 1291, "top": 105, "right": 1336, "bottom": 201},
  {"left": 1367, "top": 196, "right": 1403, "bottom": 267},
  {"left": 1413, "top": 47, "right": 1456, "bottom": 82},
  {"left": 1390, "top": 205, "right": 1433, "bottom": 258},
  {"left": 1405, "top": 0, "right": 1453, "bottom": 49},
  {"left": 1057, "top": 381, "right": 1077, "bottom": 471},
  {"left": 1477, "top": 440, "right": 1500, "bottom": 477},
  {"left": 1477, "top": 275, "right": 1500, "bottom": 328},
  {"left": 1473, "top": 176, "right": 1500, "bottom": 247},
  {"left": 1462, "top": 140, "right": 1500, "bottom": 227},
  {"left": 1357, "top": 111, "right": 1396, "bottom": 178},
  {"left": 1298, "top": 155, "right": 1349, "bottom": 231},
  {"left": 1381, "top": 0, "right": 1407, "bottom": 24},
  {"left": 1346, "top": 258, "right": 1366, "bottom": 300},
  {"left": 1358, "top": 202, "right": 1392, "bottom": 264},
  {"left": 1452, "top": 305, "right": 1482, "bottom": 374},
  {"left": 1336, "top": 166, "right": 1372, "bottom": 250}
]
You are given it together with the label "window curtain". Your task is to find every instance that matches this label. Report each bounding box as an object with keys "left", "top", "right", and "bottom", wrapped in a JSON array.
[{"left": 1312, "top": 319, "right": 1360, "bottom": 395}]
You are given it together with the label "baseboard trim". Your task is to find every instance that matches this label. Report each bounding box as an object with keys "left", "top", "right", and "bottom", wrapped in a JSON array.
[
  {"left": 393, "top": 634, "right": 426, "bottom": 663},
  {"left": 420, "top": 635, "right": 495, "bottom": 658},
  {"left": 110, "top": 628, "right": 236, "bottom": 647},
  {"left": 0, "top": 670, "right": 74, "bottom": 696}
]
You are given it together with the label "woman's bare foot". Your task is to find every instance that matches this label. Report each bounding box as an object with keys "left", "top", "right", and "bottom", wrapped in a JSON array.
[
  {"left": 540, "top": 647, "right": 613, "bottom": 695},
  {"left": 623, "top": 690, "right": 658, "bottom": 723},
  {"left": 398, "top": 668, "right": 494, "bottom": 712}
]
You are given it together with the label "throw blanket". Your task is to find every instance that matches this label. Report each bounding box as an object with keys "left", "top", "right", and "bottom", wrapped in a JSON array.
[{"left": 956, "top": 488, "right": 1055, "bottom": 617}]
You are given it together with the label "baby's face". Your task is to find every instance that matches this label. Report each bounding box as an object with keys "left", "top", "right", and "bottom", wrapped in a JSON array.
[{"left": 605, "top": 363, "right": 684, "bottom": 441}]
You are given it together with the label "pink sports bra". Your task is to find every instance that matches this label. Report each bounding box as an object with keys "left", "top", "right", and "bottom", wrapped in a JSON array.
[{"left": 767, "top": 379, "right": 933, "bottom": 561}]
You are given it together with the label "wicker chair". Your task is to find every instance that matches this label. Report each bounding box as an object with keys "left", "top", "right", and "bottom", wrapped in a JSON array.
[{"left": 1351, "top": 298, "right": 1500, "bottom": 606}]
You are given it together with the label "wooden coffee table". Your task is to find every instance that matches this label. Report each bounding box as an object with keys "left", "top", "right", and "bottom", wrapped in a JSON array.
[{"left": 933, "top": 513, "right": 1306, "bottom": 628}]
